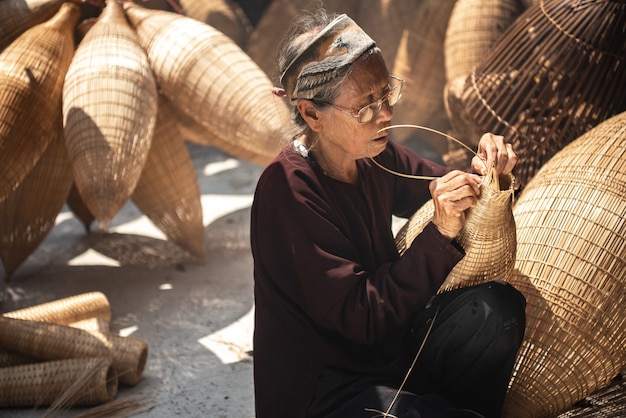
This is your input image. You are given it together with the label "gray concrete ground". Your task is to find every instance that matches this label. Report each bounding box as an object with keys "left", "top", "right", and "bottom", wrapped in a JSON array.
[{"left": 1, "top": 144, "right": 262, "bottom": 417}]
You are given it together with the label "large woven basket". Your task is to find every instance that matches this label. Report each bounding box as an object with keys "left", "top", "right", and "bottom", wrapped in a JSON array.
[
  {"left": 357, "top": 0, "right": 455, "bottom": 152},
  {"left": 124, "top": 3, "right": 295, "bottom": 167},
  {"left": 0, "top": 116, "right": 73, "bottom": 280},
  {"left": 0, "top": 357, "right": 117, "bottom": 407},
  {"left": 178, "top": 0, "right": 252, "bottom": 48},
  {"left": 63, "top": 0, "right": 158, "bottom": 228},
  {"left": 0, "top": 0, "right": 66, "bottom": 51},
  {"left": 448, "top": 0, "right": 626, "bottom": 188},
  {"left": 444, "top": 0, "right": 524, "bottom": 82},
  {"left": 131, "top": 95, "right": 206, "bottom": 262},
  {"left": 395, "top": 168, "right": 516, "bottom": 292},
  {"left": 0, "top": 2, "right": 79, "bottom": 204},
  {"left": 502, "top": 111, "right": 626, "bottom": 417}
]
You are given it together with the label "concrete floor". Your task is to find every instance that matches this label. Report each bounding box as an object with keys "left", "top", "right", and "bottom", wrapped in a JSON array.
[{"left": 1, "top": 144, "right": 262, "bottom": 417}]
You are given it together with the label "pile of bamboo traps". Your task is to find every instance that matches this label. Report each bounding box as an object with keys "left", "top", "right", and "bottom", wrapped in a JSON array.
[
  {"left": 0, "top": 291, "right": 148, "bottom": 411},
  {"left": 0, "top": 0, "right": 295, "bottom": 279}
]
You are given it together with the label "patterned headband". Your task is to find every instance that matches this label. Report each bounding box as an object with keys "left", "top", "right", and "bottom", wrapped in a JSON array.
[{"left": 279, "top": 14, "right": 376, "bottom": 102}]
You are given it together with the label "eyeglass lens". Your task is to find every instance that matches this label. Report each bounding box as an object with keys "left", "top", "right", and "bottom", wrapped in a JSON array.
[{"left": 357, "top": 77, "right": 403, "bottom": 123}]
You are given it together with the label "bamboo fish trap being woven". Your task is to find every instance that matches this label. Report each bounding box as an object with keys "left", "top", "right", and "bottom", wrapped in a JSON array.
[
  {"left": 123, "top": 2, "right": 294, "bottom": 167},
  {"left": 0, "top": 116, "right": 73, "bottom": 280},
  {"left": 446, "top": 0, "right": 626, "bottom": 188},
  {"left": 502, "top": 111, "right": 626, "bottom": 417},
  {"left": 0, "top": 2, "right": 79, "bottom": 204},
  {"left": 395, "top": 168, "right": 517, "bottom": 293},
  {"left": 63, "top": 0, "right": 158, "bottom": 228},
  {"left": 131, "top": 95, "right": 206, "bottom": 263},
  {"left": 0, "top": 0, "right": 68, "bottom": 51}
]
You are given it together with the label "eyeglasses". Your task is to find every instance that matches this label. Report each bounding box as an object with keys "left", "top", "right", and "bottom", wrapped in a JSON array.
[{"left": 330, "top": 75, "right": 404, "bottom": 124}]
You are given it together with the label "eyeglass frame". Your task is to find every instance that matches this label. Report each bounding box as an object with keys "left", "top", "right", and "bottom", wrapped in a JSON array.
[{"left": 327, "top": 75, "right": 405, "bottom": 124}]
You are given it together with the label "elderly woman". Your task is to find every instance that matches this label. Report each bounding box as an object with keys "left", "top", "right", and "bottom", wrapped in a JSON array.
[{"left": 250, "top": 9, "right": 526, "bottom": 418}]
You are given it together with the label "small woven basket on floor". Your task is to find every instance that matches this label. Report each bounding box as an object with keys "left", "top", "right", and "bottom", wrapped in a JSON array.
[
  {"left": 502, "top": 111, "right": 626, "bottom": 417},
  {"left": 0, "top": 357, "right": 117, "bottom": 407},
  {"left": 4, "top": 292, "right": 111, "bottom": 325},
  {"left": 0, "top": 0, "right": 66, "bottom": 51},
  {"left": 396, "top": 168, "right": 516, "bottom": 292},
  {"left": 0, "top": 116, "right": 73, "bottom": 279},
  {"left": 131, "top": 95, "right": 206, "bottom": 262},
  {"left": 63, "top": 0, "right": 158, "bottom": 228},
  {"left": 448, "top": 0, "right": 626, "bottom": 188},
  {"left": 124, "top": 2, "right": 295, "bottom": 168},
  {"left": 0, "top": 2, "right": 78, "bottom": 204}
]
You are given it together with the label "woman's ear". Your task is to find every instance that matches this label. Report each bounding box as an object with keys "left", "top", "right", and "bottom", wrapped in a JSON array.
[{"left": 297, "top": 99, "right": 323, "bottom": 132}]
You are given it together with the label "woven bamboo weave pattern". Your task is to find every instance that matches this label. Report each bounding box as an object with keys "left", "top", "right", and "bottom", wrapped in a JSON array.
[
  {"left": 131, "top": 95, "right": 205, "bottom": 262},
  {"left": 63, "top": 0, "right": 158, "bottom": 228},
  {"left": 502, "top": 111, "right": 626, "bottom": 417},
  {"left": 0, "top": 3, "right": 79, "bottom": 204},
  {"left": 396, "top": 169, "right": 516, "bottom": 293},
  {"left": 0, "top": 358, "right": 117, "bottom": 407},
  {"left": 4, "top": 292, "right": 111, "bottom": 325},
  {"left": 124, "top": 3, "right": 295, "bottom": 167},
  {"left": 0, "top": 0, "right": 65, "bottom": 51},
  {"left": 451, "top": 0, "right": 626, "bottom": 188},
  {"left": 178, "top": 0, "right": 252, "bottom": 48},
  {"left": 0, "top": 116, "right": 73, "bottom": 279}
]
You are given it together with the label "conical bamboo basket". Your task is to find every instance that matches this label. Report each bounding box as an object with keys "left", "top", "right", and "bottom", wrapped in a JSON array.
[
  {"left": 124, "top": 3, "right": 295, "bottom": 167},
  {"left": 63, "top": 0, "right": 158, "bottom": 228},
  {"left": 357, "top": 0, "right": 455, "bottom": 151},
  {"left": 0, "top": 115, "right": 73, "bottom": 280},
  {"left": 0, "top": 0, "right": 66, "bottom": 51},
  {"left": 4, "top": 291, "right": 111, "bottom": 325},
  {"left": 502, "top": 111, "right": 626, "bottom": 417},
  {"left": 449, "top": 0, "right": 626, "bottom": 188},
  {"left": 0, "top": 358, "right": 117, "bottom": 407},
  {"left": 0, "top": 349, "right": 35, "bottom": 368},
  {"left": 444, "top": 0, "right": 524, "bottom": 82},
  {"left": 395, "top": 168, "right": 516, "bottom": 292},
  {"left": 131, "top": 95, "right": 206, "bottom": 263},
  {"left": 245, "top": 0, "right": 359, "bottom": 81},
  {"left": 0, "top": 2, "right": 79, "bottom": 204},
  {"left": 178, "top": 0, "right": 252, "bottom": 48},
  {"left": 66, "top": 183, "right": 95, "bottom": 233}
]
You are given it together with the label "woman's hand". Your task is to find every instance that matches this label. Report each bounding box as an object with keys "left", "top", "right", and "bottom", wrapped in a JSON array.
[
  {"left": 471, "top": 133, "right": 517, "bottom": 176},
  {"left": 430, "top": 170, "right": 482, "bottom": 240}
]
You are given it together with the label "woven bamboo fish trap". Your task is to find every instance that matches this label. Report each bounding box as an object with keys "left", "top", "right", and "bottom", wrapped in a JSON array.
[
  {"left": 0, "top": 2, "right": 79, "bottom": 204},
  {"left": 4, "top": 291, "right": 111, "bottom": 325},
  {"left": 178, "top": 0, "right": 252, "bottom": 48},
  {"left": 245, "top": 0, "right": 359, "bottom": 81},
  {"left": 124, "top": 3, "right": 295, "bottom": 167},
  {"left": 66, "top": 183, "right": 96, "bottom": 233},
  {"left": 0, "top": 349, "right": 35, "bottom": 368},
  {"left": 0, "top": 315, "right": 148, "bottom": 386},
  {"left": 0, "top": 0, "right": 67, "bottom": 51},
  {"left": 395, "top": 168, "right": 517, "bottom": 292},
  {"left": 447, "top": 0, "right": 626, "bottom": 188},
  {"left": 0, "top": 116, "right": 73, "bottom": 280},
  {"left": 0, "top": 357, "right": 117, "bottom": 407},
  {"left": 131, "top": 95, "right": 206, "bottom": 263},
  {"left": 357, "top": 0, "right": 455, "bottom": 152},
  {"left": 444, "top": 0, "right": 524, "bottom": 82},
  {"left": 63, "top": 0, "right": 158, "bottom": 228},
  {"left": 502, "top": 111, "right": 626, "bottom": 417}
]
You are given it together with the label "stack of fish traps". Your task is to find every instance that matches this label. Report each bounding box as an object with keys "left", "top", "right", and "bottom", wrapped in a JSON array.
[
  {"left": 0, "top": 292, "right": 148, "bottom": 409},
  {"left": 0, "top": 0, "right": 294, "bottom": 279}
]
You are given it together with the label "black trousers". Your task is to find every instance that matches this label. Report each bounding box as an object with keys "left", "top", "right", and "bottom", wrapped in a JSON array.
[{"left": 310, "top": 281, "right": 526, "bottom": 418}]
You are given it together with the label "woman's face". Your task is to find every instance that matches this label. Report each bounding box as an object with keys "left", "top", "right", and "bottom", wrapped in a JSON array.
[{"left": 317, "top": 52, "right": 393, "bottom": 162}]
